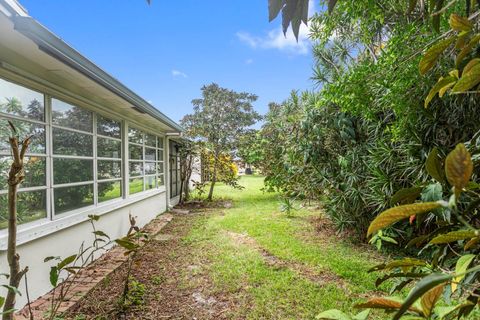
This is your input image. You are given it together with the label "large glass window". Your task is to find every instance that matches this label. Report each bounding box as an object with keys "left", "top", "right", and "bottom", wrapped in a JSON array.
[
  {"left": 97, "top": 116, "right": 122, "bottom": 203},
  {"left": 52, "top": 99, "right": 94, "bottom": 214},
  {"left": 128, "top": 128, "right": 165, "bottom": 195},
  {"left": 0, "top": 79, "right": 47, "bottom": 227},
  {"left": 0, "top": 76, "right": 169, "bottom": 230}
]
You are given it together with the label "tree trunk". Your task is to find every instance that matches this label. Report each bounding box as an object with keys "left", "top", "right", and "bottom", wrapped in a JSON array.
[
  {"left": 207, "top": 155, "right": 218, "bottom": 201},
  {"left": 3, "top": 130, "right": 30, "bottom": 320}
]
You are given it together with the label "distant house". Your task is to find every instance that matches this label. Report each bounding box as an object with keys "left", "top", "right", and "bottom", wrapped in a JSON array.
[{"left": 0, "top": 0, "right": 186, "bottom": 307}]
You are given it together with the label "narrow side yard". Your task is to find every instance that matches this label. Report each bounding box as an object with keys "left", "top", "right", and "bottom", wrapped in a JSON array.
[{"left": 68, "top": 176, "right": 387, "bottom": 320}]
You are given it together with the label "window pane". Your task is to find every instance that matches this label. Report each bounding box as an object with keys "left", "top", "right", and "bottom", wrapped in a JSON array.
[
  {"left": 0, "top": 78, "right": 44, "bottom": 121},
  {"left": 0, "top": 118, "right": 45, "bottom": 154},
  {"left": 0, "top": 156, "right": 46, "bottom": 190},
  {"left": 97, "top": 138, "right": 121, "bottom": 159},
  {"left": 53, "top": 158, "right": 93, "bottom": 184},
  {"left": 157, "top": 162, "right": 164, "bottom": 174},
  {"left": 129, "top": 178, "right": 144, "bottom": 195},
  {"left": 52, "top": 99, "right": 93, "bottom": 132},
  {"left": 98, "top": 160, "right": 122, "bottom": 180},
  {"left": 98, "top": 181, "right": 122, "bottom": 203},
  {"left": 53, "top": 128, "right": 93, "bottom": 156},
  {"left": 145, "top": 134, "right": 156, "bottom": 147},
  {"left": 157, "top": 149, "right": 164, "bottom": 162},
  {"left": 145, "top": 148, "right": 156, "bottom": 161},
  {"left": 129, "top": 161, "right": 143, "bottom": 177},
  {"left": 97, "top": 115, "right": 121, "bottom": 138},
  {"left": 0, "top": 190, "right": 47, "bottom": 229},
  {"left": 157, "top": 174, "right": 164, "bottom": 187},
  {"left": 128, "top": 128, "right": 143, "bottom": 144},
  {"left": 158, "top": 137, "right": 164, "bottom": 148},
  {"left": 54, "top": 184, "right": 93, "bottom": 214},
  {"left": 145, "top": 162, "right": 156, "bottom": 174},
  {"left": 146, "top": 175, "right": 156, "bottom": 190},
  {"left": 129, "top": 144, "right": 143, "bottom": 160}
]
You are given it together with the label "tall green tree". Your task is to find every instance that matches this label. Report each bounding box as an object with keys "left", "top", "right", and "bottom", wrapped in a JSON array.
[{"left": 181, "top": 83, "right": 261, "bottom": 201}]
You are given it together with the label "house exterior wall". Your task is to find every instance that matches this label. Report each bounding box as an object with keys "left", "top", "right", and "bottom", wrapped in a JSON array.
[{"left": 0, "top": 190, "right": 167, "bottom": 307}]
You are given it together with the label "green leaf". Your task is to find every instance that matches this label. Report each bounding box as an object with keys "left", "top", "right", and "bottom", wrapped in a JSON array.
[
  {"left": 0, "top": 296, "right": 4, "bottom": 308},
  {"left": 429, "top": 230, "right": 477, "bottom": 244},
  {"left": 369, "top": 258, "right": 427, "bottom": 272},
  {"left": 444, "top": 144, "right": 473, "bottom": 197},
  {"left": 426, "top": 148, "right": 444, "bottom": 183},
  {"left": 390, "top": 187, "right": 423, "bottom": 206},
  {"left": 419, "top": 37, "right": 455, "bottom": 75},
  {"left": 88, "top": 214, "right": 100, "bottom": 221},
  {"left": 57, "top": 254, "right": 77, "bottom": 270},
  {"left": 449, "top": 14, "right": 473, "bottom": 32},
  {"left": 425, "top": 76, "right": 457, "bottom": 107},
  {"left": 93, "top": 230, "right": 110, "bottom": 239},
  {"left": 316, "top": 309, "right": 351, "bottom": 320},
  {"left": 393, "top": 273, "right": 452, "bottom": 320},
  {"left": 456, "top": 34, "right": 480, "bottom": 67},
  {"left": 352, "top": 309, "right": 370, "bottom": 320},
  {"left": 452, "top": 254, "right": 475, "bottom": 292},
  {"left": 462, "top": 58, "right": 480, "bottom": 75},
  {"left": 367, "top": 202, "right": 442, "bottom": 237},
  {"left": 452, "top": 63, "right": 480, "bottom": 93},
  {"left": 115, "top": 238, "right": 137, "bottom": 251},
  {"left": 437, "top": 301, "right": 474, "bottom": 319},
  {"left": 50, "top": 266, "right": 59, "bottom": 287},
  {"left": 1, "top": 285, "right": 21, "bottom": 296},
  {"left": 43, "top": 256, "right": 59, "bottom": 263},
  {"left": 268, "top": 0, "right": 284, "bottom": 22}
]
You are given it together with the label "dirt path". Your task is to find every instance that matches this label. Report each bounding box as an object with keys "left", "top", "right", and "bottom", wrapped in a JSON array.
[{"left": 68, "top": 210, "right": 234, "bottom": 320}]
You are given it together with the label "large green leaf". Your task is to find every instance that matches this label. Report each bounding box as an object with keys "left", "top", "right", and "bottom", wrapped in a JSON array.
[
  {"left": 452, "top": 254, "right": 476, "bottom": 292},
  {"left": 316, "top": 309, "right": 351, "bottom": 320},
  {"left": 368, "top": 202, "right": 442, "bottom": 236},
  {"left": 451, "top": 63, "right": 480, "bottom": 93},
  {"left": 444, "top": 144, "right": 473, "bottom": 197},
  {"left": 49, "top": 266, "right": 59, "bottom": 287},
  {"left": 268, "top": 0, "right": 284, "bottom": 22},
  {"left": 425, "top": 76, "right": 457, "bottom": 108},
  {"left": 57, "top": 254, "right": 77, "bottom": 270},
  {"left": 390, "top": 187, "right": 423, "bottom": 206},
  {"left": 419, "top": 37, "right": 456, "bottom": 75},
  {"left": 393, "top": 273, "right": 452, "bottom": 320},
  {"left": 429, "top": 230, "right": 477, "bottom": 244}
]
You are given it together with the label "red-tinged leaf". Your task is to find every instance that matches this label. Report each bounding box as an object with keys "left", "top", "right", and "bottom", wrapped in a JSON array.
[
  {"left": 367, "top": 202, "right": 442, "bottom": 237},
  {"left": 464, "top": 237, "right": 480, "bottom": 250},
  {"left": 409, "top": 215, "right": 416, "bottom": 224},
  {"left": 429, "top": 229, "right": 477, "bottom": 244},
  {"left": 419, "top": 37, "right": 455, "bottom": 75},
  {"left": 449, "top": 14, "right": 473, "bottom": 32},
  {"left": 444, "top": 144, "right": 473, "bottom": 197},
  {"left": 421, "top": 284, "right": 444, "bottom": 316},
  {"left": 356, "top": 297, "right": 423, "bottom": 314}
]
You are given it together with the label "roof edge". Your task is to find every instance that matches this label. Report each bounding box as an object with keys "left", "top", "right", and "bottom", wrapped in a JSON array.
[{"left": 8, "top": 12, "right": 183, "bottom": 132}]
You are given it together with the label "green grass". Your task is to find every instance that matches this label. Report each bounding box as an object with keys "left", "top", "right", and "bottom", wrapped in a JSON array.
[{"left": 185, "top": 175, "right": 387, "bottom": 319}]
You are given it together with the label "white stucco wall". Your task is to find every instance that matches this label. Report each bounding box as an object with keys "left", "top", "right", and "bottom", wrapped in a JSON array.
[{"left": 0, "top": 191, "right": 167, "bottom": 308}]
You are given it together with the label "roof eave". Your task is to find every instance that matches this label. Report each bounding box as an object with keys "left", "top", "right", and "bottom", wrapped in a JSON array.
[{"left": 10, "top": 14, "right": 183, "bottom": 133}]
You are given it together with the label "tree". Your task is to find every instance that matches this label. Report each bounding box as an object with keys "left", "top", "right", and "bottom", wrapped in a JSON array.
[{"left": 181, "top": 83, "right": 261, "bottom": 201}]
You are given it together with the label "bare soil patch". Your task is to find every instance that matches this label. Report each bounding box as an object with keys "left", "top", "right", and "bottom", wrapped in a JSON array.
[{"left": 66, "top": 211, "right": 236, "bottom": 320}]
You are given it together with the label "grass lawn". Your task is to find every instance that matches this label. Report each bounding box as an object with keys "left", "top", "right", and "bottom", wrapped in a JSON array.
[
  {"left": 71, "top": 175, "right": 389, "bottom": 320},
  {"left": 184, "top": 175, "right": 386, "bottom": 319}
]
